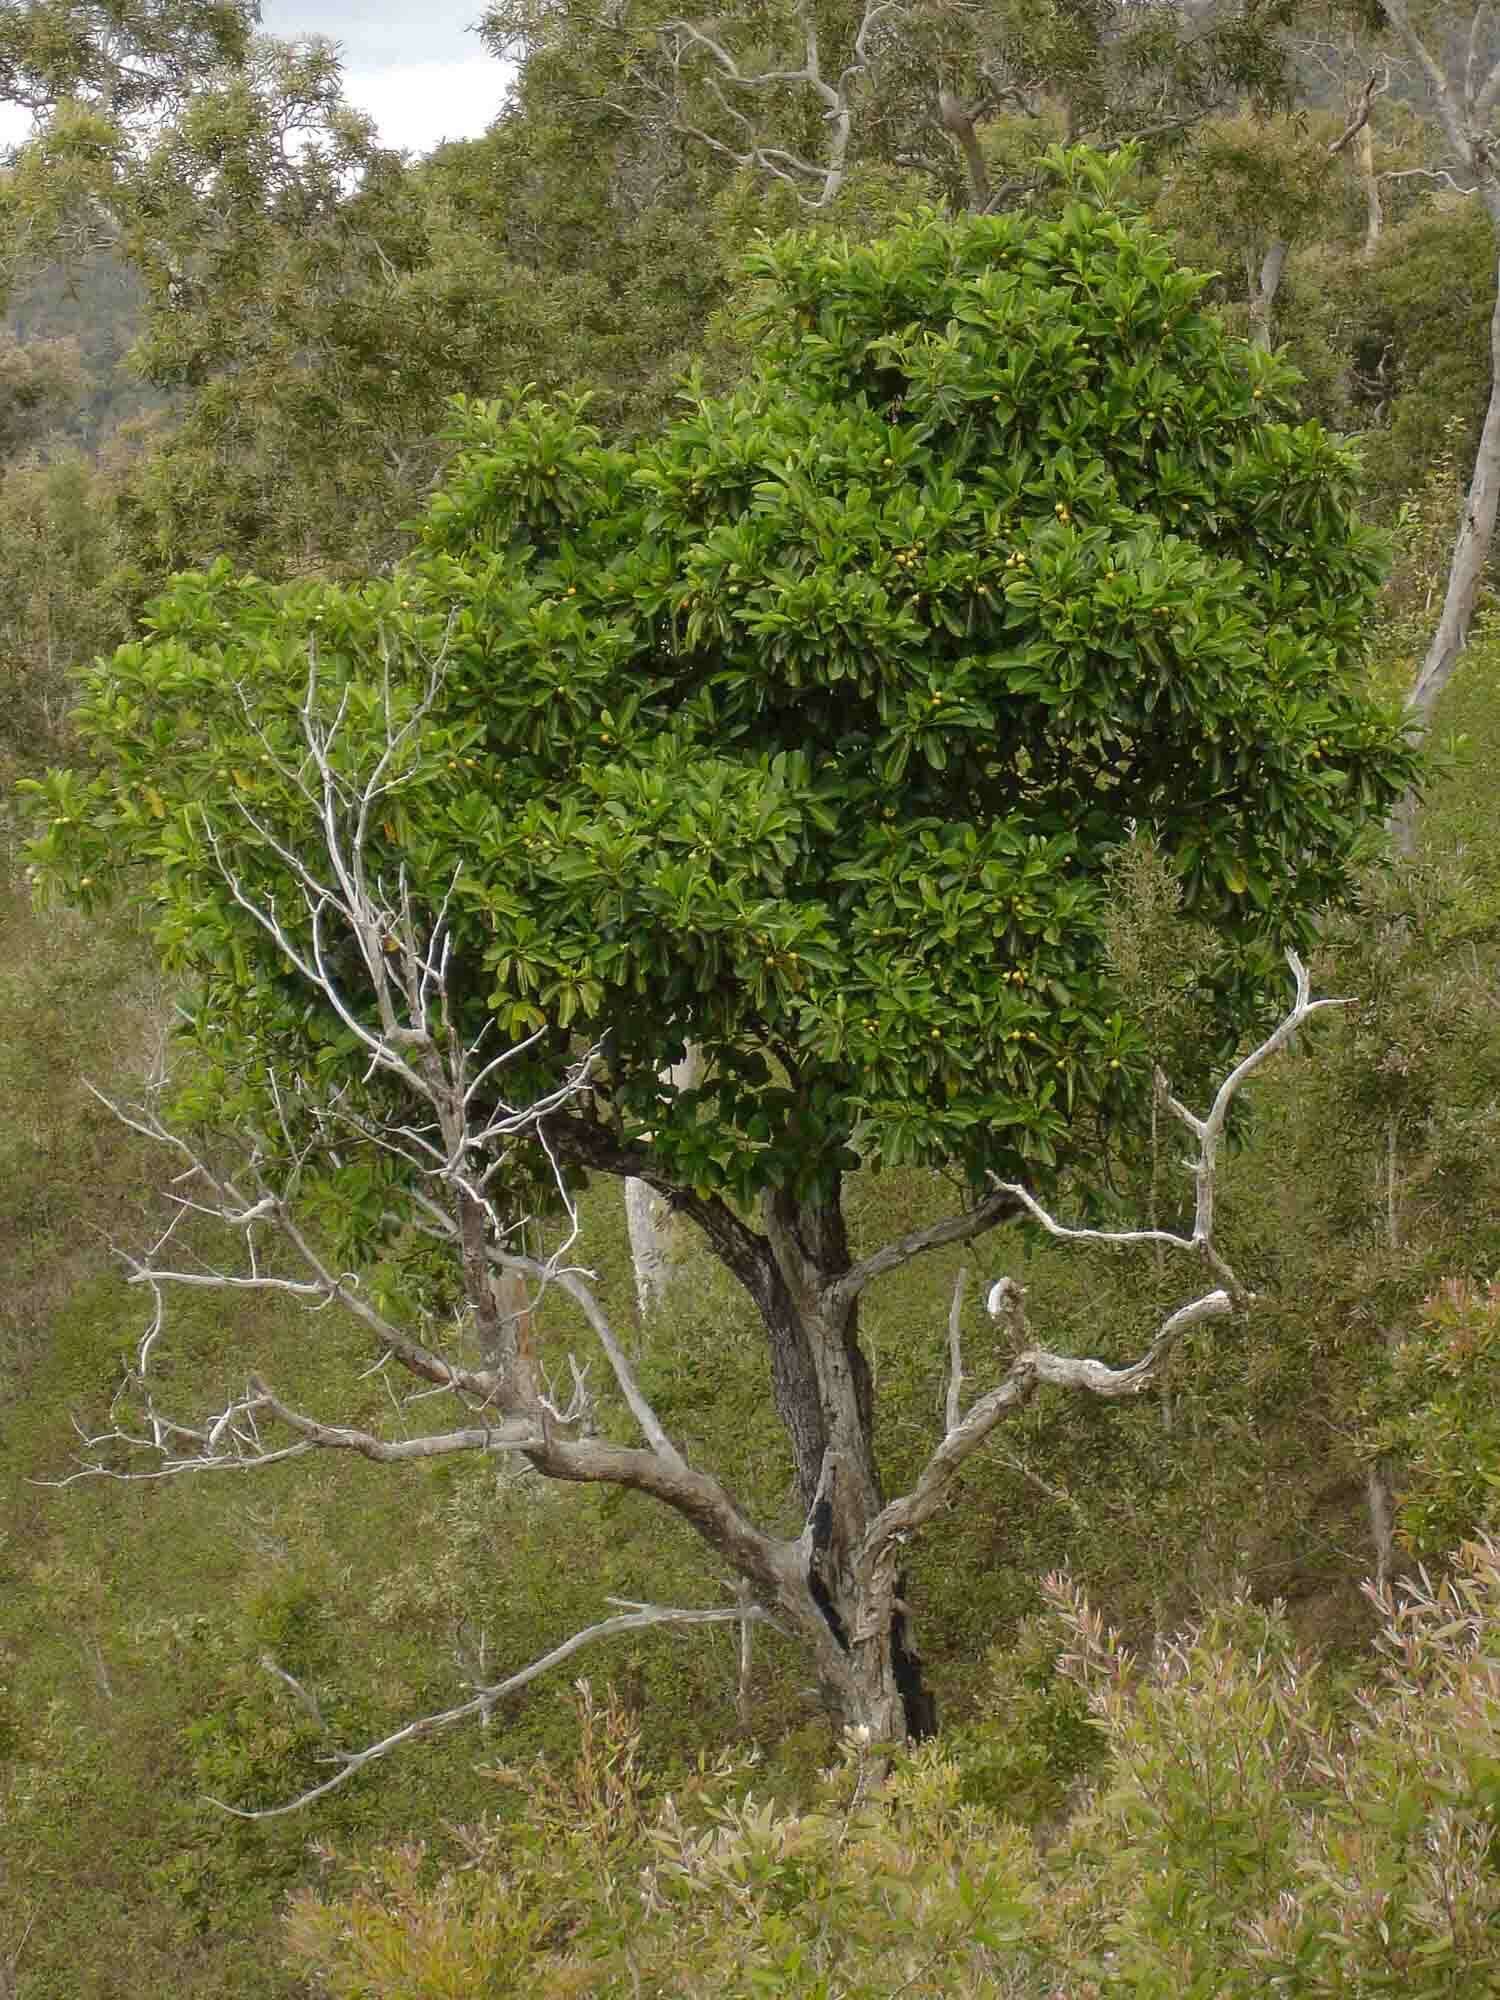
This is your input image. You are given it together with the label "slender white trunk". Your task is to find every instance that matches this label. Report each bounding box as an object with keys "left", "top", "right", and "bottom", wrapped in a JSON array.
[
  {"left": 1247, "top": 239, "right": 1288, "bottom": 352},
  {"left": 1375, "top": 6, "right": 1500, "bottom": 832},
  {"left": 1358, "top": 119, "right": 1381, "bottom": 261},
  {"left": 624, "top": 1047, "right": 703, "bottom": 1320},
  {"left": 1407, "top": 215, "right": 1500, "bottom": 737}
]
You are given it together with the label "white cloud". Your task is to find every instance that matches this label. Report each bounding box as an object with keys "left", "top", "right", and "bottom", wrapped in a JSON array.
[
  {"left": 0, "top": 59, "right": 509, "bottom": 160},
  {"left": 342, "top": 58, "right": 509, "bottom": 153}
]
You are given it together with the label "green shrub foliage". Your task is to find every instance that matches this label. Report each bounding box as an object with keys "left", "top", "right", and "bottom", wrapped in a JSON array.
[{"left": 287, "top": 1545, "right": 1500, "bottom": 1998}]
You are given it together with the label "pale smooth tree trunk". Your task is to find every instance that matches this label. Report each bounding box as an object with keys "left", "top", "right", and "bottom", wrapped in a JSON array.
[
  {"left": 1247, "top": 239, "right": 1288, "bottom": 352},
  {"left": 1358, "top": 118, "right": 1382, "bottom": 260},
  {"left": 624, "top": 1046, "right": 703, "bottom": 1320},
  {"left": 1406, "top": 211, "right": 1500, "bottom": 738},
  {"left": 1376, "top": 6, "right": 1500, "bottom": 783}
]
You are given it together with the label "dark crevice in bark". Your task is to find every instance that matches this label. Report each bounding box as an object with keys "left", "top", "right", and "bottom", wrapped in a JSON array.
[
  {"left": 892, "top": 1589, "right": 938, "bottom": 1741},
  {"left": 807, "top": 1490, "right": 850, "bottom": 1651},
  {"left": 549, "top": 1116, "right": 942, "bottom": 1741},
  {"left": 761, "top": 1276, "right": 834, "bottom": 1510}
]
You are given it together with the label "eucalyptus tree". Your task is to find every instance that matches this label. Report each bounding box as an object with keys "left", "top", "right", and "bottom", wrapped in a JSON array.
[
  {"left": 1374, "top": 0, "right": 1500, "bottom": 741},
  {"left": 29, "top": 167, "right": 1418, "bottom": 1770},
  {"left": 0, "top": 1, "right": 259, "bottom": 294},
  {"left": 101, "top": 37, "right": 738, "bottom": 591},
  {"left": 481, "top": 0, "right": 1303, "bottom": 212},
  {"left": 0, "top": 0, "right": 254, "bottom": 122}
]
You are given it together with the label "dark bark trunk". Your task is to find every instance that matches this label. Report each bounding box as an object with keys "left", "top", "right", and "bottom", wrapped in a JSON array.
[
  {"left": 762, "top": 1182, "right": 938, "bottom": 1740},
  {"left": 544, "top": 1113, "right": 940, "bottom": 1740}
]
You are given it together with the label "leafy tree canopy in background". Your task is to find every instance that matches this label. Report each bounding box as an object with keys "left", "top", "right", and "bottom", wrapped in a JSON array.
[
  {"left": 0, "top": 0, "right": 254, "bottom": 119},
  {"left": 34, "top": 156, "right": 1417, "bottom": 1216}
]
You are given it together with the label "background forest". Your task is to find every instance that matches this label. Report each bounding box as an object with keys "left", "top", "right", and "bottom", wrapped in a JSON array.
[{"left": 4, "top": 2, "right": 1500, "bottom": 1995}]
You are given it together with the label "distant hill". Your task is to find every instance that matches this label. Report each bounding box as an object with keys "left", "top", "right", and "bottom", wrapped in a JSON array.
[{"left": 4, "top": 249, "right": 167, "bottom": 449}]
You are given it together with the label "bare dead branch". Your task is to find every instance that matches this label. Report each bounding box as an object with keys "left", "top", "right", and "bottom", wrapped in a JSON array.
[
  {"left": 829, "top": 1185, "right": 1021, "bottom": 1311},
  {"left": 1326, "top": 69, "right": 1384, "bottom": 160},
  {"left": 944, "top": 1267, "right": 968, "bottom": 1432},
  {"left": 1378, "top": 165, "right": 1478, "bottom": 193},
  {"left": 625, "top": 0, "right": 902, "bottom": 209},
  {"left": 261, "top": 1655, "right": 326, "bottom": 1732},
  {"left": 248, "top": 1379, "right": 544, "bottom": 1462},
  {"left": 996, "top": 952, "right": 1345, "bottom": 1301},
  {"left": 857, "top": 952, "right": 1337, "bottom": 1581},
  {"left": 206, "top": 1597, "right": 776, "bottom": 1818}
]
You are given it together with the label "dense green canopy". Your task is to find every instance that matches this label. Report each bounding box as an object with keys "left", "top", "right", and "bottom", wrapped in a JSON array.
[{"left": 31, "top": 161, "right": 1417, "bottom": 1216}]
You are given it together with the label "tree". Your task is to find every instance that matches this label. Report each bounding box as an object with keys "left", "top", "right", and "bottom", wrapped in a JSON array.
[
  {"left": 488, "top": 0, "right": 1307, "bottom": 212},
  {"left": 0, "top": 450, "right": 121, "bottom": 784},
  {"left": 28, "top": 169, "right": 1418, "bottom": 1766},
  {"left": 482, "top": 0, "right": 1302, "bottom": 214},
  {"left": 0, "top": 2, "right": 259, "bottom": 296},
  {"left": 94, "top": 36, "right": 741, "bottom": 590},
  {"left": 0, "top": 0, "right": 253, "bottom": 122},
  {"left": 1373, "top": 0, "right": 1500, "bottom": 740},
  {"left": 1156, "top": 91, "right": 1383, "bottom": 354}
]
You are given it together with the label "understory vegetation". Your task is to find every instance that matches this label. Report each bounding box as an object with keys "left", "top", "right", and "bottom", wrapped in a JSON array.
[{"left": 5, "top": 3, "right": 1500, "bottom": 1994}]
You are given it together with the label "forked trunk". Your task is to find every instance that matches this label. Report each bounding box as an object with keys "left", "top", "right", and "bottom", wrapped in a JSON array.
[{"left": 758, "top": 1187, "right": 937, "bottom": 1741}]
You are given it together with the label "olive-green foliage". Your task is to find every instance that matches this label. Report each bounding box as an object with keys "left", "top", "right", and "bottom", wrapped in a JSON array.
[
  {"left": 0, "top": 0, "right": 253, "bottom": 122},
  {"left": 3, "top": 251, "right": 161, "bottom": 448},
  {"left": 1298, "top": 200, "right": 1497, "bottom": 519},
  {"left": 0, "top": 328, "right": 83, "bottom": 458},
  {"left": 1364, "top": 1277, "right": 1500, "bottom": 1558},
  {"left": 946, "top": 1615, "right": 1106, "bottom": 1825},
  {"left": 286, "top": 1679, "right": 1052, "bottom": 1998},
  {"left": 483, "top": 0, "right": 1297, "bottom": 219},
  {"left": 286, "top": 1545, "right": 1500, "bottom": 1998},
  {"left": 1248, "top": 592, "right": 1500, "bottom": 1577},
  {"left": 0, "top": 451, "right": 124, "bottom": 786},
  {"left": 1052, "top": 1548, "right": 1500, "bottom": 1997},
  {"left": 104, "top": 38, "right": 742, "bottom": 588},
  {"left": 0, "top": 882, "right": 161, "bottom": 1386}
]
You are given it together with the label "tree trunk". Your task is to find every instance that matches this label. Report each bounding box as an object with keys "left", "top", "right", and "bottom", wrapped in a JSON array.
[
  {"left": 1357, "top": 117, "right": 1381, "bottom": 261},
  {"left": 623, "top": 1177, "right": 675, "bottom": 1318},
  {"left": 1374, "top": 5, "right": 1500, "bottom": 821},
  {"left": 759, "top": 1184, "right": 937, "bottom": 1739},
  {"left": 938, "top": 90, "right": 990, "bottom": 210},
  {"left": 1247, "top": 239, "right": 1288, "bottom": 352},
  {"left": 1407, "top": 217, "right": 1500, "bottom": 739},
  {"left": 623, "top": 1047, "right": 703, "bottom": 1320}
]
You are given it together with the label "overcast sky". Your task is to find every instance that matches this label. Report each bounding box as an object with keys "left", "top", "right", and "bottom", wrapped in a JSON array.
[
  {"left": 260, "top": 2, "right": 510, "bottom": 154},
  {"left": 0, "top": 3, "right": 508, "bottom": 155}
]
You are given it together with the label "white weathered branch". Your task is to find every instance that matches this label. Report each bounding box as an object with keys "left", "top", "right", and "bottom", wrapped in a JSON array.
[
  {"left": 944, "top": 1267, "right": 968, "bottom": 1432},
  {"left": 633, "top": 0, "right": 900, "bottom": 209},
  {"left": 859, "top": 952, "right": 1339, "bottom": 1579},
  {"left": 247, "top": 1378, "right": 543, "bottom": 1461},
  {"left": 206, "top": 1597, "right": 776, "bottom": 1818},
  {"left": 38, "top": 1368, "right": 549, "bottom": 1485},
  {"left": 1326, "top": 68, "right": 1385, "bottom": 161},
  {"left": 830, "top": 1184, "right": 1021, "bottom": 1310},
  {"left": 995, "top": 951, "right": 1345, "bottom": 1300}
]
